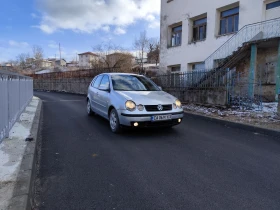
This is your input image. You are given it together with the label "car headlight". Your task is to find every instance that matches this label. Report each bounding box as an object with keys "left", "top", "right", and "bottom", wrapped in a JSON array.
[
  {"left": 125, "top": 100, "right": 136, "bottom": 111},
  {"left": 137, "top": 104, "right": 144, "bottom": 111},
  {"left": 174, "top": 99, "right": 182, "bottom": 109}
]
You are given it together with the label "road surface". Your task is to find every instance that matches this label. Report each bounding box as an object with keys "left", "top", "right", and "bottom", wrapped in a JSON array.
[{"left": 34, "top": 91, "right": 280, "bottom": 210}]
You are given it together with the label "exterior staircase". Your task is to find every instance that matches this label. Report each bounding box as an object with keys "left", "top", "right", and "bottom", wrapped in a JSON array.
[
  {"left": 205, "top": 17, "right": 280, "bottom": 70},
  {"left": 191, "top": 17, "right": 280, "bottom": 88}
]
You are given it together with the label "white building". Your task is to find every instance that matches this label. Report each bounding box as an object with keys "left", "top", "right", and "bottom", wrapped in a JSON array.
[
  {"left": 160, "top": 0, "right": 280, "bottom": 72},
  {"left": 40, "top": 60, "right": 53, "bottom": 68},
  {"left": 78, "top": 52, "right": 99, "bottom": 68}
]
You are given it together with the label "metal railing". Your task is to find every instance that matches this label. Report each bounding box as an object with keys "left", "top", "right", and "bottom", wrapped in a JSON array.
[
  {"left": 153, "top": 70, "right": 229, "bottom": 89},
  {"left": 205, "top": 17, "right": 280, "bottom": 70},
  {"left": 0, "top": 70, "right": 33, "bottom": 143},
  {"left": 153, "top": 69, "right": 264, "bottom": 109}
]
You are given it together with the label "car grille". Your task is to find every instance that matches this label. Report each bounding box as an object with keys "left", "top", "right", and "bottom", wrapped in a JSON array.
[{"left": 144, "top": 104, "right": 172, "bottom": 112}]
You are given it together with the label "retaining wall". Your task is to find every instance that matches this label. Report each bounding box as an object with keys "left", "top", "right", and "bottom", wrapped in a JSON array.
[{"left": 34, "top": 78, "right": 92, "bottom": 94}]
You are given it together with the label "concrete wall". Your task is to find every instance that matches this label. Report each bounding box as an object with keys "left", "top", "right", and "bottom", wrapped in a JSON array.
[
  {"left": 164, "top": 88, "right": 227, "bottom": 106},
  {"left": 183, "top": 88, "right": 227, "bottom": 105},
  {"left": 34, "top": 77, "right": 227, "bottom": 105},
  {"left": 34, "top": 78, "right": 93, "bottom": 94},
  {"left": 257, "top": 47, "right": 278, "bottom": 84},
  {"left": 235, "top": 45, "right": 278, "bottom": 101},
  {"left": 160, "top": 0, "right": 279, "bottom": 72}
]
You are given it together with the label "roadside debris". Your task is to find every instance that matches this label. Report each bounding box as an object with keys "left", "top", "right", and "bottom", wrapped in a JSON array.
[{"left": 183, "top": 103, "right": 280, "bottom": 131}]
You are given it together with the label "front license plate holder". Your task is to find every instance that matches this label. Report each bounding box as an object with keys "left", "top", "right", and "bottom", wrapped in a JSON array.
[{"left": 151, "top": 114, "right": 172, "bottom": 121}]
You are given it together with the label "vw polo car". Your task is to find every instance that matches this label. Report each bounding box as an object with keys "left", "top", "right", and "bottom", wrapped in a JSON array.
[{"left": 87, "top": 73, "right": 184, "bottom": 133}]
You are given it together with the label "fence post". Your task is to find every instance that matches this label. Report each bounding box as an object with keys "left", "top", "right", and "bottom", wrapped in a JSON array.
[
  {"left": 276, "top": 40, "right": 280, "bottom": 101},
  {"left": 226, "top": 68, "right": 230, "bottom": 105},
  {"left": 5, "top": 75, "right": 10, "bottom": 138}
]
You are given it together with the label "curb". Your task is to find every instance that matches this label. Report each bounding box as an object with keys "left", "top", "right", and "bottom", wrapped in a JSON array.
[
  {"left": 8, "top": 99, "right": 42, "bottom": 210},
  {"left": 184, "top": 111, "right": 280, "bottom": 138},
  {"left": 34, "top": 89, "right": 87, "bottom": 97}
]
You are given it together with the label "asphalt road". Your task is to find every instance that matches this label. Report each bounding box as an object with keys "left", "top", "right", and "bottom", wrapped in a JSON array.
[{"left": 34, "top": 91, "right": 280, "bottom": 210}]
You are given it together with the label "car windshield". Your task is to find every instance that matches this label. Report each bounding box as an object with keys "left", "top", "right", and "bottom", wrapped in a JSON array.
[{"left": 111, "top": 75, "right": 160, "bottom": 91}]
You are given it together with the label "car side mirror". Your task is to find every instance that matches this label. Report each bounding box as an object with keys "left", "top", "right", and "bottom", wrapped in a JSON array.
[
  {"left": 158, "top": 86, "right": 162, "bottom": 91},
  {"left": 104, "top": 87, "right": 110, "bottom": 92},
  {"left": 99, "top": 86, "right": 110, "bottom": 92}
]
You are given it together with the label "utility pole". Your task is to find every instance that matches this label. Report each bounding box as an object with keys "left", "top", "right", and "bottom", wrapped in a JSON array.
[
  {"left": 59, "top": 43, "right": 62, "bottom": 66},
  {"left": 54, "top": 54, "right": 56, "bottom": 68}
]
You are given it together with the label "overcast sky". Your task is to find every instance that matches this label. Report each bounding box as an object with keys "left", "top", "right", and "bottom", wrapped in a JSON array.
[{"left": 0, "top": 0, "right": 160, "bottom": 62}]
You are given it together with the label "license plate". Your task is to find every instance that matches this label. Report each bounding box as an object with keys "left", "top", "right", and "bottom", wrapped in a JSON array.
[{"left": 151, "top": 115, "right": 172, "bottom": 121}]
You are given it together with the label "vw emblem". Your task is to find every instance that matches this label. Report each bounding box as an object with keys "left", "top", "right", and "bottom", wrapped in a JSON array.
[{"left": 157, "top": 104, "right": 163, "bottom": 111}]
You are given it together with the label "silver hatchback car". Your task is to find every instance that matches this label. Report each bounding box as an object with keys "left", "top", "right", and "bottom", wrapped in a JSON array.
[{"left": 87, "top": 73, "right": 184, "bottom": 133}]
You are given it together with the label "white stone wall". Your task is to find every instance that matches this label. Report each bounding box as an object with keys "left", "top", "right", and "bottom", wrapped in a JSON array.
[{"left": 160, "top": 0, "right": 280, "bottom": 72}]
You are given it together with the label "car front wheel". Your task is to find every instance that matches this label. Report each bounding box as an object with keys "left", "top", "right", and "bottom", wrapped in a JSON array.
[{"left": 109, "top": 109, "right": 121, "bottom": 133}]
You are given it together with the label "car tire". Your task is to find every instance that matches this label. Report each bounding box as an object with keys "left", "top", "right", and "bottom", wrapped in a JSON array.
[
  {"left": 87, "top": 99, "right": 94, "bottom": 116},
  {"left": 109, "top": 109, "right": 122, "bottom": 133}
]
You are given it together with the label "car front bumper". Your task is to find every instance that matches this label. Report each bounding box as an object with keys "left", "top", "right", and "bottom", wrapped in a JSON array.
[{"left": 118, "top": 111, "right": 184, "bottom": 127}]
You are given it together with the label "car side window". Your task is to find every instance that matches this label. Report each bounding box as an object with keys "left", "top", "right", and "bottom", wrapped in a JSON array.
[
  {"left": 93, "top": 76, "right": 103, "bottom": 88},
  {"left": 99, "top": 75, "right": 110, "bottom": 90}
]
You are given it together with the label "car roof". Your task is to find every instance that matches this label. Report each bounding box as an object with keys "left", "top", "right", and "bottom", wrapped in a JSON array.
[{"left": 102, "top": 73, "right": 141, "bottom": 76}]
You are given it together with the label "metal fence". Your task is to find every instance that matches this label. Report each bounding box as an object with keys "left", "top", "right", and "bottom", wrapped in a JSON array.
[
  {"left": 153, "top": 70, "right": 229, "bottom": 89},
  {"left": 0, "top": 70, "right": 33, "bottom": 142},
  {"left": 152, "top": 69, "right": 264, "bottom": 109}
]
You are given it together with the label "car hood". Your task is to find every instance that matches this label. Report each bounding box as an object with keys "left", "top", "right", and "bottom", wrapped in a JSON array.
[{"left": 115, "top": 91, "right": 177, "bottom": 105}]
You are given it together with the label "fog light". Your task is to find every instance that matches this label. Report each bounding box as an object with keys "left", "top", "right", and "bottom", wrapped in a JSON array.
[
  {"left": 134, "top": 122, "right": 139, "bottom": 127},
  {"left": 178, "top": 119, "right": 181, "bottom": 123}
]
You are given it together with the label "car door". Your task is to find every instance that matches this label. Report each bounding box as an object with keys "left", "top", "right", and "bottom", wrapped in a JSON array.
[
  {"left": 91, "top": 75, "right": 103, "bottom": 114},
  {"left": 97, "top": 75, "right": 110, "bottom": 118}
]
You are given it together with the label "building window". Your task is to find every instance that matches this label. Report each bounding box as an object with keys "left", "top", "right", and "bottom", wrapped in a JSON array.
[
  {"left": 171, "top": 25, "right": 182, "bottom": 47},
  {"left": 193, "top": 17, "right": 207, "bottom": 42},
  {"left": 171, "top": 65, "right": 181, "bottom": 72},
  {"left": 220, "top": 7, "right": 239, "bottom": 35},
  {"left": 266, "top": 1, "right": 280, "bottom": 10},
  {"left": 191, "top": 62, "right": 205, "bottom": 71}
]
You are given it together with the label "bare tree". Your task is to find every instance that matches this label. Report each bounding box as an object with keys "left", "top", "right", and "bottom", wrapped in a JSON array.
[
  {"left": 147, "top": 38, "right": 160, "bottom": 66},
  {"left": 133, "top": 30, "right": 149, "bottom": 74},
  {"left": 8, "top": 59, "right": 18, "bottom": 67},
  {"left": 16, "top": 53, "right": 30, "bottom": 69},
  {"left": 32, "top": 45, "right": 44, "bottom": 68},
  {"left": 92, "top": 42, "right": 134, "bottom": 72}
]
